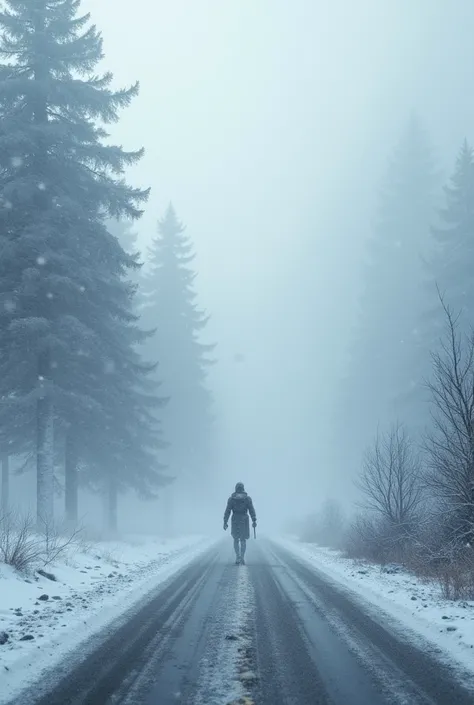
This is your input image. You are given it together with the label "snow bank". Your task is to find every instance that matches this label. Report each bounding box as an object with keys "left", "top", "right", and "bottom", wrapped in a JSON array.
[
  {"left": 0, "top": 534, "right": 217, "bottom": 704},
  {"left": 278, "top": 538, "right": 474, "bottom": 679}
]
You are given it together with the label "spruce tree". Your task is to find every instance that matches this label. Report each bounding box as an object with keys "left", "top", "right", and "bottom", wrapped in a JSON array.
[
  {"left": 108, "top": 218, "right": 140, "bottom": 256},
  {"left": 140, "top": 205, "right": 215, "bottom": 521},
  {"left": 337, "top": 116, "right": 439, "bottom": 476},
  {"left": 0, "top": 0, "right": 167, "bottom": 526},
  {"left": 106, "top": 217, "right": 142, "bottom": 294},
  {"left": 427, "top": 140, "right": 474, "bottom": 336}
]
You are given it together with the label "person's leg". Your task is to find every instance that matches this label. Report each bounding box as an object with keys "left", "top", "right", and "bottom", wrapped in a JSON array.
[
  {"left": 240, "top": 539, "right": 246, "bottom": 563},
  {"left": 233, "top": 537, "right": 240, "bottom": 562}
]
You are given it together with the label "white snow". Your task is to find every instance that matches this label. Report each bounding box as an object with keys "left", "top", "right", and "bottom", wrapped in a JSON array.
[
  {"left": 3, "top": 300, "right": 16, "bottom": 313},
  {"left": 104, "top": 359, "right": 115, "bottom": 374},
  {"left": 0, "top": 533, "right": 217, "bottom": 704},
  {"left": 278, "top": 538, "right": 474, "bottom": 680},
  {"left": 192, "top": 565, "right": 256, "bottom": 705}
]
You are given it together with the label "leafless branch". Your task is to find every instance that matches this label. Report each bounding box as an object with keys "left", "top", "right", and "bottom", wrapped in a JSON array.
[
  {"left": 424, "top": 293, "right": 474, "bottom": 544},
  {"left": 357, "top": 422, "right": 423, "bottom": 529}
]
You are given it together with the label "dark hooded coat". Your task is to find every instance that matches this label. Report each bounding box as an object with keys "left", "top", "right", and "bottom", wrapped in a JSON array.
[{"left": 224, "top": 490, "right": 256, "bottom": 540}]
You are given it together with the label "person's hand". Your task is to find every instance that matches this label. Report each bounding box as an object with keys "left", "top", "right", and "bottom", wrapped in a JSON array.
[
  {"left": 252, "top": 521, "right": 257, "bottom": 528},
  {"left": 223, "top": 523, "right": 228, "bottom": 531}
]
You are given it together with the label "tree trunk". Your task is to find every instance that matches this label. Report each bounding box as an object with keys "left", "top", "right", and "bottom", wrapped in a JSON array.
[
  {"left": 1, "top": 454, "right": 9, "bottom": 515},
  {"left": 163, "top": 484, "right": 173, "bottom": 537},
  {"left": 107, "top": 475, "right": 118, "bottom": 536},
  {"left": 64, "top": 432, "right": 78, "bottom": 525},
  {"left": 33, "top": 7, "right": 53, "bottom": 530},
  {"left": 37, "top": 389, "right": 54, "bottom": 527}
]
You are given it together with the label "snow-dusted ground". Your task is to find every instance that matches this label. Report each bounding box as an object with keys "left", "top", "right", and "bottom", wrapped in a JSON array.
[
  {"left": 278, "top": 538, "right": 474, "bottom": 680},
  {"left": 0, "top": 533, "right": 217, "bottom": 704},
  {"left": 191, "top": 563, "right": 256, "bottom": 705}
]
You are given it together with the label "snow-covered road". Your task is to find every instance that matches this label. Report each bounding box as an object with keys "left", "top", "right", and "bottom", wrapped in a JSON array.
[
  {"left": 0, "top": 534, "right": 216, "bottom": 704},
  {"left": 275, "top": 538, "right": 474, "bottom": 681},
  {"left": 3, "top": 537, "right": 474, "bottom": 705}
]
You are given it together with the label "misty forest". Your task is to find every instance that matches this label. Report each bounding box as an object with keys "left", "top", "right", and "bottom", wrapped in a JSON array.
[
  {"left": 0, "top": 0, "right": 216, "bottom": 537},
  {"left": 3, "top": 2, "right": 474, "bottom": 702},
  {"left": 0, "top": 0, "right": 474, "bottom": 582}
]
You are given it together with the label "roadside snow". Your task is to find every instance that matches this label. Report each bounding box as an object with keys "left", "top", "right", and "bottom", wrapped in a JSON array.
[
  {"left": 0, "top": 534, "right": 217, "bottom": 704},
  {"left": 278, "top": 538, "right": 474, "bottom": 680}
]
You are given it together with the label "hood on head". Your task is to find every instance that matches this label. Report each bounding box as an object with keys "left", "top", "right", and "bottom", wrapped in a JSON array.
[{"left": 235, "top": 482, "right": 245, "bottom": 493}]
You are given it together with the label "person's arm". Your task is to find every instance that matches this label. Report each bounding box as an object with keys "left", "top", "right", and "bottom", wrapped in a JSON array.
[
  {"left": 223, "top": 497, "right": 232, "bottom": 528},
  {"left": 247, "top": 497, "right": 257, "bottom": 525}
]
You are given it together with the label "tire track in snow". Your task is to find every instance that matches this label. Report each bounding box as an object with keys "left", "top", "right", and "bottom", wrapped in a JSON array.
[
  {"left": 269, "top": 543, "right": 474, "bottom": 705},
  {"left": 191, "top": 564, "right": 257, "bottom": 705}
]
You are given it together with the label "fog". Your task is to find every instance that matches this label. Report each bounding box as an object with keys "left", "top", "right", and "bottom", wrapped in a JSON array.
[{"left": 6, "top": 0, "right": 474, "bottom": 538}]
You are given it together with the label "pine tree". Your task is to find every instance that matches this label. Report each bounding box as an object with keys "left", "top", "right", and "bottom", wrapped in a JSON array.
[
  {"left": 65, "top": 311, "right": 168, "bottom": 532},
  {"left": 426, "top": 140, "right": 474, "bottom": 336},
  {"left": 0, "top": 0, "right": 167, "bottom": 527},
  {"left": 106, "top": 217, "right": 142, "bottom": 295},
  {"left": 140, "top": 205, "right": 215, "bottom": 521},
  {"left": 108, "top": 218, "right": 140, "bottom": 256},
  {"left": 337, "top": 115, "right": 439, "bottom": 477}
]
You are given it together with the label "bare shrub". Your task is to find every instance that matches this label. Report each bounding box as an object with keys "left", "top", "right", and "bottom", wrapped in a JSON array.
[
  {"left": 358, "top": 423, "right": 423, "bottom": 527},
  {"left": 0, "top": 512, "right": 43, "bottom": 571},
  {"left": 351, "top": 423, "right": 423, "bottom": 563},
  {"left": 75, "top": 534, "right": 94, "bottom": 556},
  {"left": 0, "top": 510, "right": 82, "bottom": 572},
  {"left": 344, "top": 513, "right": 378, "bottom": 561},
  {"left": 97, "top": 547, "right": 119, "bottom": 565},
  {"left": 344, "top": 513, "right": 406, "bottom": 564},
  {"left": 435, "top": 545, "right": 474, "bottom": 600},
  {"left": 37, "top": 515, "right": 82, "bottom": 567},
  {"left": 424, "top": 297, "right": 474, "bottom": 547}
]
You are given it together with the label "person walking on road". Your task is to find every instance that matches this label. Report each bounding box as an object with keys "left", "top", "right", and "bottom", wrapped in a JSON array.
[{"left": 223, "top": 482, "right": 257, "bottom": 565}]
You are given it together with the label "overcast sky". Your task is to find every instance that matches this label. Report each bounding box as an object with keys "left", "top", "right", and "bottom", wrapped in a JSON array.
[{"left": 83, "top": 0, "right": 474, "bottom": 525}]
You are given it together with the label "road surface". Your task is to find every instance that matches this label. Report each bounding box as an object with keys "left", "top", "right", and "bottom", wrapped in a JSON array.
[{"left": 11, "top": 540, "right": 474, "bottom": 705}]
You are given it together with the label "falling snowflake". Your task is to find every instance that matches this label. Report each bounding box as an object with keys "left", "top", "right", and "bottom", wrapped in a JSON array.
[
  {"left": 104, "top": 360, "right": 115, "bottom": 374},
  {"left": 4, "top": 300, "right": 16, "bottom": 313},
  {"left": 51, "top": 361, "right": 58, "bottom": 369},
  {"left": 79, "top": 286, "right": 85, "bottom": 293},
  {"left": 46, "top": 292, "right": 53, "bottom": 299},
  {"left": 3, "top": 200, "right": 12, "bottom": 210},
  {"left": 38, "top": 376, "right": 44, "bottom": 382},
  {"left": 11, "top": 156, "right": 22, "bottom": 168},
  {"left": 38, "top": 182, "right": 46, "bottom": 191},
  {"left": 36, "top": 256, "right": 46, "bottom": 266}
]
